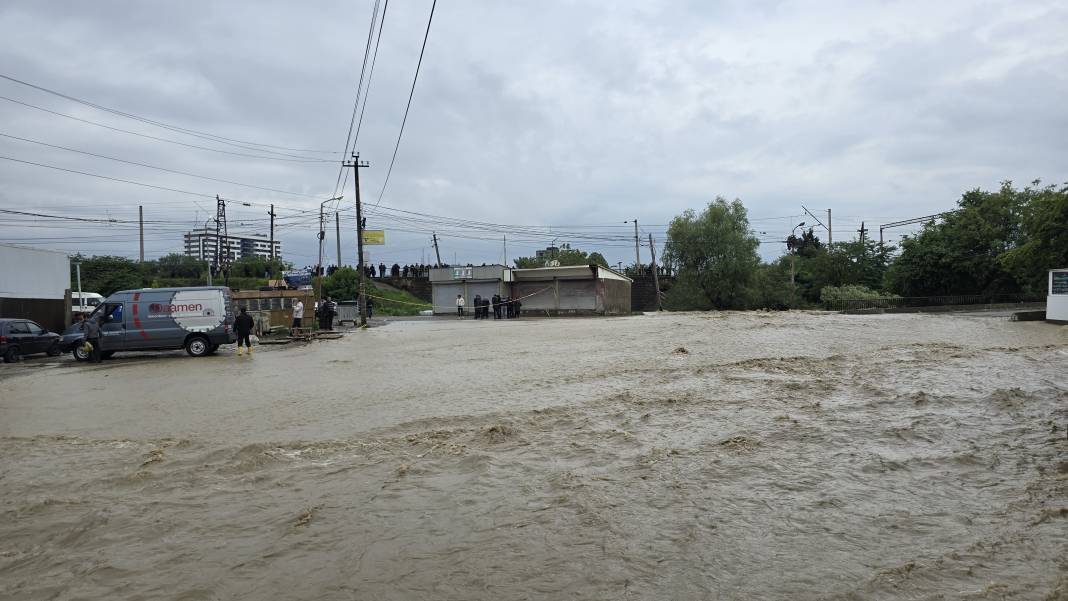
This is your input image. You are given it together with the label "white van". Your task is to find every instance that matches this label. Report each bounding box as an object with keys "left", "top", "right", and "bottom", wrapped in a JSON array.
[{"left": 71, "top": 292, "right": 104, "bottom": 316}]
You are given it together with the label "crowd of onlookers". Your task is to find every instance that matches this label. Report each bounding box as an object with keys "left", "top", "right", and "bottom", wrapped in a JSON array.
[
  {"left": 455, "top": 293, "right": 521, "bottom": 320},
  {"left": 364, "top": 263, "right": 434, "bottom": 279}
]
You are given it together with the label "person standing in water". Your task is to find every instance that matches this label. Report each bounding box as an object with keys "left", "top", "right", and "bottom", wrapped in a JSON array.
[{"left": 235, "top": 307, "right": 255, "bottom": 357}]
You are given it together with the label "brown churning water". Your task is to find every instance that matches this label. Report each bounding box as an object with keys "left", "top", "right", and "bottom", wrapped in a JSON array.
[{"left": 1, "top": 311, "right": 1066, "bottom": 599}]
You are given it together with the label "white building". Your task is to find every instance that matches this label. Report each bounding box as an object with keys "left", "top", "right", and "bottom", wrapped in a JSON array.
[
  {"left": 0, "top": 243, "right": 71, "bottom": 331},
  {"left": 183, "top": 228, "right": 281, "bottom": 264},
  {"left": 1048, "top": 268, "right": 1068, "bottom": 324}
]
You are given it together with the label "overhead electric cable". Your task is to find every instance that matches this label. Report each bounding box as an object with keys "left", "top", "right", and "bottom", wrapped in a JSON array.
[
  {"left": 372, "top": 0, "right": 437, "bottom": 208},
  {"left": 331, "top": 0, "right": 383, "bottom": 202},
  {"left": 0, "top": 132, "right": 329, "bottom": 199},
  {"left": 0, "top": 95, "right": 334, "bottom": 163},
  {"left": 0, "top": 72, "right": 338, "bottom": 155}
]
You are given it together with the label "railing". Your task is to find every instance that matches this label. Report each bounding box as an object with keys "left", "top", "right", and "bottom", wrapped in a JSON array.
[{"left": 826, "top": 293, "right": 1045, "bottom": 312}]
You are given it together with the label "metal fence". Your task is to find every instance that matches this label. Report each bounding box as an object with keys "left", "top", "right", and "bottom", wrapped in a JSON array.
[{"left": 826, "top": 293, "right": 1045, "bottom": 312}]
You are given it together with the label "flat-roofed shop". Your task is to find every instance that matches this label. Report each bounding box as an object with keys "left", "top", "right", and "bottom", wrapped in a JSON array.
[{"left": 430, "top": 265, "right": 631, "bottom": 316}]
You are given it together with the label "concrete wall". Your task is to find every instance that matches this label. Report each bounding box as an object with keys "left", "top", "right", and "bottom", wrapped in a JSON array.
[
  {"left": 429, "top": 265, "right": 508, "bottom": 282},
  {"left": 432, "top": 280, "right": 506, "bottom": 313},
  {"left": 600, "top": 278, "right": 632, "bottom": 314}
]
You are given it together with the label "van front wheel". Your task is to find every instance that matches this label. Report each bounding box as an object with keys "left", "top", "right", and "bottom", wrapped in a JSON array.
[{"left": 185, "top": 336, "right": 210, "bottom": 357}]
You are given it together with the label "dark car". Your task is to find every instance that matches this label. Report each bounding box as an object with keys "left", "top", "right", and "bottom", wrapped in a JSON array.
[{"left": 0, "top": 318, "right": 62, "bottom": 363}]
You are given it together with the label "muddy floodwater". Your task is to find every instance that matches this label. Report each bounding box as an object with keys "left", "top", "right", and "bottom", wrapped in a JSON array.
[{"left": 1, "top": 311, "right": 1066, "bottom": 600}]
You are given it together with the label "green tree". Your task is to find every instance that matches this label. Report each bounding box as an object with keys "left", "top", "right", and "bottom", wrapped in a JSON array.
[
  {"left": 154, "top": 253, "right": 207, "bottom": 279},
  {"left": 321, "top": 267, "right": 361, "bottom": 300},
  {"left": 513, "top": 244, "right": 609, "bottom": 268},
  {"left": 663, "top": 197, "right": 760, "bottom": 309},
  {"left": 795, "top": 239, "right": 894, "bottom": 302},
  {"left": 70, "top": 254, "right": 148, "bottom": 296},
  {"left": 999, "top": 181, "right": 1068, "bottom": 293},
  {"left": 885, "top": 181, "right": 1027, "bottom": 296}
]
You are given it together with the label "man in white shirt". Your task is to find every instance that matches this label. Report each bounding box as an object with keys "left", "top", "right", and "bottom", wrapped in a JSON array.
[
  {"left": 292, "top": 299, "right": 304, "bottom": 329},
  {"left": 456, "top": 294, "right": 465, "bottom": 319}
]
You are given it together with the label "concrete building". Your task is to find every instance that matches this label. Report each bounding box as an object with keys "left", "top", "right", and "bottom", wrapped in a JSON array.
[
  {"left": 183, "top": 227, "right": 281, "bottom": 264},
  {"left": 1048, "top": 268, "right": 1068, "bottom": 324},
  {"left": 0, "top": 244, "right": 71, "bottom": 331},
  {"left": 430, "top": 264, "right": 631, "bottom": 316}
]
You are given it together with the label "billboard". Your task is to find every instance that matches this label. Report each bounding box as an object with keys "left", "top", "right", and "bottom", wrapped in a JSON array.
[{"left": 362, "top": 230, "right": 385, "bottom": 245}]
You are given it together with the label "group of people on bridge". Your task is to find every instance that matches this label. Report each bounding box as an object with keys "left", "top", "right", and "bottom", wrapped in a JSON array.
[{"left": 365, "top": 263, "right": 432, "bottom": 279}]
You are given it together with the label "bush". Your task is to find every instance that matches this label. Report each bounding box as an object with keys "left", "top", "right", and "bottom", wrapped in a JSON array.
[{"left": 820, "top": 285, "right": 897, "bottom": 308}]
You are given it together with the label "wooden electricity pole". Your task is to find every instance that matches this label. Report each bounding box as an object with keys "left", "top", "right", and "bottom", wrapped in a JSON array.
[
  {"left": 648, "top": 233, "right": 661, "bottom": 311},
  {"left": 138, "top": 205, "right": 144, "bottom": 263},
  {"left": 342, "top": 153, "right": 370, "bottom": 326}
]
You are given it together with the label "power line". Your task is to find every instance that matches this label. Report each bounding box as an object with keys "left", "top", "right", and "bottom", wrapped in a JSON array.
[
  {"left": 0, "top": 154, "right": 322, "bottom": 216},
  {"left": 0, "top": 72, "right": 338, "bottom": 156},
  {"left": 331, "top": 0, "right": 393, "bottom": 207},
  {"left": 331, "top": 0, "right": 384, "bottom": 203},
  {"left": 0, "top": 95, "right": 335, "bottom": 163},
  {"left": 372, "top": 0, "right": 438, "bottom": 208},
  {"left": 0, "top": 131, "right": 330, "bottom": 199},
  {"left": 354, "top": 0, "right": 390, "bottom": 146}
]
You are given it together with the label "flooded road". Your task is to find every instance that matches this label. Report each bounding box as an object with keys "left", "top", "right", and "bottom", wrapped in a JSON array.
[{"left": 2, "top": 312, "right": 1066, "bottom": 600}]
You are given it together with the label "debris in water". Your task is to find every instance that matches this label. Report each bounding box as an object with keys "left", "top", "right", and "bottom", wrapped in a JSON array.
[
  {"left": 294, "top": 505, "right": 322, "bottom": 528},
  {"left": 140, "top": 448, "right": 164, "bottom": 467},
  {"left": 673, "top": 346, "right": 689, "bottom": 355}
]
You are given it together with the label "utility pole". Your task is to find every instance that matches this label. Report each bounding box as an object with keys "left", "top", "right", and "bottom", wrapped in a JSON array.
[
  {"left": 268, "top": 204, "right": 276, "bottom": 261},
  {"left": 503, "top": 235, "right": 507, "bottom": 266},
  {"left": 432, "top": 232, "right": 442, "bottom": 267},
  {"left": 827, "top": 208, "right": 832, "bottom": 245},
  {"left": 858, "top": 221, "right": 868, "bottom": 243},
  {"left": 317, "top": 204, "right": 325, "bottom": 283},
  {"left": 342, "top": 153, "right": 371, "bottom": 326},
  {"left": 138, "top": 205, "right": 144, "bottom": 263},
  {"left": 335, "top": 212, "right": 342, "bottom": 269},
  {"left": 215, "top": 195, "right": 229, "bottom": 287},
  {"left": 75, "top": 262, "right": 84, "bottom": 314},
  {"left": 631, "top": 219, "right": 641, "bottom": 269},
  {"left": 648, "top": 233, "right": 661, "bottom": 311}
]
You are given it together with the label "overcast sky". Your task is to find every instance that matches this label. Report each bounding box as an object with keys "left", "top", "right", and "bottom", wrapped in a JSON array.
[{"left": 1, "top": 0, "right": 1065, "bottom": 269}]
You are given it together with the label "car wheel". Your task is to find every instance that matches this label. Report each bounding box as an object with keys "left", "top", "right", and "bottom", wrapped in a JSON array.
[
  {"left": 3, "top": 346, "right": 20, "bottom": 363},
  {"left": 185, "top": 336, "right": 210, "bottom": 357},
  {"left": 46, "top": 342, "right": 62, "bottom": 357},
  {"left": 73, "top": 345, "right": 89, "bottom": 362}
]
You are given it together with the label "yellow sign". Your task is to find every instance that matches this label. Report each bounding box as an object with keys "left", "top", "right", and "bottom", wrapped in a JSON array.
[{"left": 362, "top": 230, "right": 385, "bottom": 245}]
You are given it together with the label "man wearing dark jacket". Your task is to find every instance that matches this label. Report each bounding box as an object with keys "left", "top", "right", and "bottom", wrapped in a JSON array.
[{"left": 235, "top": 307, "right": 255, "bottom": 357}]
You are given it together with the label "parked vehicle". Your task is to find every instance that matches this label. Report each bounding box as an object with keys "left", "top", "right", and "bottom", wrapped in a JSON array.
[
  {"left": 0, "top": 318, "right": 62, "bottom": 362},
  {"left": 71, "top": 292, "right": 104, "bottom": 316},
  {"left": 63, "top": 286, "right": 236, "bottom": 361}
]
